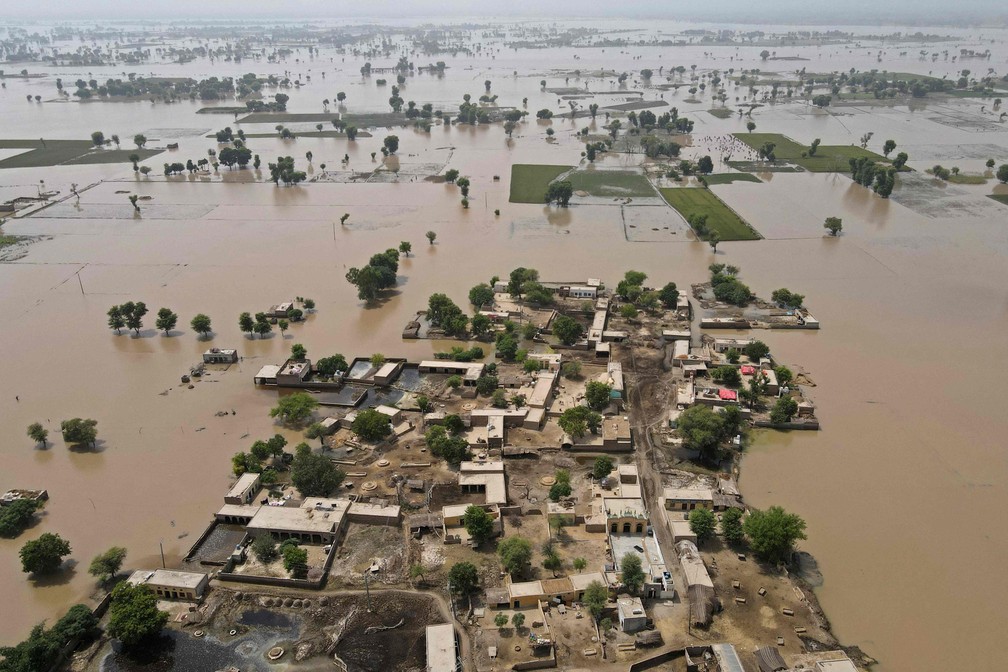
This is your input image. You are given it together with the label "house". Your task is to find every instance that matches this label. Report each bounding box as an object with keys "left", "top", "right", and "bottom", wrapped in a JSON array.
[
  {"left": 267, "top": 301, "right": 294, "bottom": 318},
  {"left": 127, "top": 569, "right": 209, "bottom": 601},
  {"left": 606, "top": 361, "right": 625, "bottom": 400},
  {"left": 816, "top": 657, "right": 860, "bottom": 672},
  {"left": 711, "top": 337, "right": 755, "bottom": 353},
  {"left": 504, "top": 571, "right": 608, "bottom": 608},
  {"left": 276, "top": 359, "right": 311, "bottom": 385},
  {"left": 253, "top": 364, "right": 281, "bottom": 386},
  {"left": 418, "top": 361, "right": 485, "bottom": 386},
  {"left": 425, "top": 624, "right": 457, "bottom": 672},
  {"left": 527, "top": 370, "right": 558, "bottom": 409},
  {"left": 224, "top": 472, "right": 261, "bottom": 506},
  {"left": 458, "top": 461, "right": 507, "bottom": 505},
  {"left": 564, "top": 285, "right": 597, "bottom": 299},
  {"left": 523, "top": 407, "right": 546, "bottom": 430},
  {"left": 527, "top": 352, "right": 562, "bottom": 372},
  {"left": 373, "top": 361, "right": 403, "bottom": 386},
  {"left": 672, "top": 340, "right": 691, "bottom": 365},
  {"left": 602, "top": 416, "right": 632, "bottom": 452},
  {"left": 374, "top": 405, "right": 404, "bottom": 425},
  {"left": 617, "top": 595, "right": 648, "bottom": 633},
  {"left": 662, "top": 329, "right": 691, "bottom": 341},
  {"left": 203, "top": 348, "right": 238, "bottom": 364},
  {"left": 662, "top": 487, "right": 714, "bottom": 512},
  {"left": 442, "top": 503, "right": 502, "bottom": 542},
  {"left": 319, "top": 417, "right": 339, "bottom": 435},
  {"left": 603, "top": 497, "right": 648, "bottom": 535},
  {"left": 245, "top": 498, "right": 350, "bottom": 544}
]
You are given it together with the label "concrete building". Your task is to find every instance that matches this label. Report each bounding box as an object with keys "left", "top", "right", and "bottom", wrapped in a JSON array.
[
  {"left": 425, "top": 623, "right": 457, "bottom": 672},
  {"left": 374, "top": 405, "right": 404, "bottom": 425},
  {"left": 527, "top": 370, "right": 558, "bottom": 409},
  {"left": 418, "top": 361, "right": 485, "bottom": 386},
  {"left": 711, "top": 337, "right": 755, "bottom": 353},
  {"left": 253, "top": 364, "right": 281, "bottom": 386},
  {"left": 565, "top": 285, "right": 597, "bottom": 299},
  {"left": 527, "top": 352, "right": 562, "bottom": 372},
  {"left": 373, "top": 361, "right": 404, "bottom": 386},
  {"left": 816, "top": 658, "right": 859, "bottom": 672},
  {"left": 662, "top": 487, "right": 715, "bottom": 512},
  {"left": 203, "top": 348, "right": 238, "bottom": 364},
  {"left": 246, "top": 498, "right": 350, "bottom": 544},
  {"left": 458, "top": 461, "right": 507, "bottom": 505},
  {"left": 602, "top": 416, "right": 632, "bottom": 451},
  {"left": 267, "top": 301, "right": 294, "bottom": 318},
  {"left": 662, "top": 329, "right": 691, "bottom": 341},
  {"left": 603, "top": 497, "right": 649, "bottom": 535},
  {"left": 617, "top": 595, "right": 648, "bottom": 633},
  {"left": 127, "top": 569, "right": 209, "bottom": 601},
  {"left": 442, "top": 503, "right": 502, "bottom": 543},
  {"left": 504, "top": 571, "right": 607, "bottom": 609},
  {"left": 276, "top": 359, "right": 311, "bottom": 385},
  {"left": 224, "top": 472, "right": 261, "bottom": 506},
  {"left": 605, "top": 361, "right": 625, "bottom": 400}
]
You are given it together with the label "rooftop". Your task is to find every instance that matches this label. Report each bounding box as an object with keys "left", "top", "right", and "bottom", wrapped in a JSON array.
[
  {"left": 425, "top": 624, "right": 456, "bottom": 672},
  {"left": 509, "top": 579, "right": 545, "bottom": 598},
  {"left": 246, "top": 499, "right": 349, "bottom": 535},
  {"left": 128, "top": 569, "right": 207, "bottom": 590},
  {"left": 602, "top": 416, "right": 631, "bottom": 442}
]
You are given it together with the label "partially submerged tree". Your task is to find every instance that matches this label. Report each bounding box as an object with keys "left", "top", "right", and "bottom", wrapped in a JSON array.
[{"left": 88, "top": 546, "right": 128, "bottom": 586}]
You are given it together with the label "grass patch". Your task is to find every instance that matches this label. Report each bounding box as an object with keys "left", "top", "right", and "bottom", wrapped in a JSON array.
[
  {"left": 707, "top": 108, "right": 734, "bottom": 119},
  {"left": 567, "top": 170, "right": 656, "bottom": 197},
  {"left": 659, "top": 187, "right": 760, "bottom": 241},
  {"left": 987, "top": 194, "right": 1008, "bottom": 205},
  {"left": 946, "top": 174, "right": 988, "bottom": 185},
  {"left": 726, "top": 161, "right": 801, "bottom": 173},
  {"left": 0, "top": 235, "right": 19, "bottom": 249},
  {"left": 509, "top": 164, "right": 573, "bottom": 203},
  {"left": 196, "top": 106, "right": 249, "bottom": 114},
  {"left": 703, "top": 173, "right": 761, "bottom": 185},
  {"left": 733, "top": 132, "right": 888, "bottom": 172},
  {"left": 0, "top": 140, "right": 161, "bottom": 169}
]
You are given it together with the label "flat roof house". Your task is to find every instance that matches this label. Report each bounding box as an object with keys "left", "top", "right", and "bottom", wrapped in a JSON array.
[
  {"left": 127, "top": 569, "right": 209, "bottom": 601},
  {"left": 203, "top": 348, "right": 238, "bottom": 364},
  {"left": 617, "top": 595, "right": 648, "bottom": 633},
  {"left": 225, "top": 472, "right": 261, "bottom": 505},
  {"left": 277, "top": 358, "right": 311, "bottom": 385},
  {"left": 246, "top": 498, "right": 350, "bottom": 544},
  {"left": 458, "top": 461, "right": 507, "bottom": 505},
  {"left": 425, "top": 624, "right": 457, "bottom": 672},
  {"left": 418, "top": 361, "right": 485, "bottom": 386},
  {"left": 662, "top": 487, "right": 714, "bottom": 511},
  {"left": 602, "top": 416, "right": 632, "bottom": 452},
  {"left": 254, "top": 364, "right": 281, "bottom": 386}
]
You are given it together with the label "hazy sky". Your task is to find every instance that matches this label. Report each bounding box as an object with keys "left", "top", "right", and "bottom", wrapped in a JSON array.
[{"left": 5, "top": 0, "right": 1006, "bottom": 26}]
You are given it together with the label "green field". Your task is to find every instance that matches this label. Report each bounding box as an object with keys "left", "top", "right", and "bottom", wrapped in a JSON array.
[
  {"left": 567, "top": 170, "right": 656, "bottom": 197},
  {"left": 703, "top": 173, "right": 761, "bottom": 185},
  {"left": 946, "top": 173, "right": 988, "bottom": 185},
  {"left": 707, "top": 108, "right": 734, "bottom": 119},
  {"left": 659, "top": 187, "right": 760, "bottom": 241},
  {"left": 988, "top": 194, "right": 1008, "bottom": 206},
  {"left": 0, "top": 140, "right": 162, "bottom": 169},
  {"left": 733, "top": 133, "right": 889, "bottom": 172},
  {"left": 509, "top": 164, "right": 573, "bottom": 203}
]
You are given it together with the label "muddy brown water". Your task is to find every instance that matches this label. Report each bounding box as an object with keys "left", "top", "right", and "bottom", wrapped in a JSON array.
[{"left": 2, "top": 20, "right": 1008, "bottom": 672}]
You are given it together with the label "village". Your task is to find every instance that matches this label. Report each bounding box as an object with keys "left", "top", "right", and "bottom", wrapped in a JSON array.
[{"left": 41, "top": 268, "right": 874, "bottom": 672}]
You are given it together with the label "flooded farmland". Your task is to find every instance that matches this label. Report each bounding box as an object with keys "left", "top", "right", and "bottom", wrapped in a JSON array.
[{"left": 1, "top": 17, "right": 1008, "bottom": 672}]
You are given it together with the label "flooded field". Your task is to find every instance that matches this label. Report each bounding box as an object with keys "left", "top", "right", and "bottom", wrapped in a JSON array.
[{"left": 2, "top": 17, "right": 1008, "bottom": 672}]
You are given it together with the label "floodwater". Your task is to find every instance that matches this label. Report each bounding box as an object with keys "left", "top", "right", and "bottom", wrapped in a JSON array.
[{"left": 1, "top": 18, "right": 1008, "bottom": 672}]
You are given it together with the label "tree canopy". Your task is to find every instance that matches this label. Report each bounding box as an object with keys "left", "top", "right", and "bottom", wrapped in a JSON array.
[
  {"left": 552, "top": 315, "right": 584, "bottom": 346},
  {"left": 558, "top": 406, "right": 602, "bottom": 439},
  {"left": 0, "top": 499, "right": 40, "bottom": 539},
  {"left": 106, "top": 582, "right": 168, "bottom": 650},
  {"left": 290, "top": 445, "right": 346, "bottom": 497},
  {"left": 585, "top": 381, "right": 612, "bottom": 411},
  {"left": 20, "top": 533, "right": 71, "bottom": 575},
  {"left": 688, "top": 508, "right": 717, "bottom": 544},
  {"left": 620, "top": 552, "right": 645, "bottom": 593},
  {"left": 742, "top": 506, "right": 807, "bottom": 564},
  {"left": 269, "top": 392, "right": 318, "bottom": 425},
  {"left": 448, "top": 561, "right": 479, "bottom": 595},
  {"left": 463, "top": 505, "right": 495, "bottom": 546},
  {"left": 497, "top": 536, "right": 533, "bottom": 576},
  {"left": 88, "top": 546, "right": 128, "bottom": 585},
  {"left": 583, "top": 580, "right": 608, "bottom": 619},
  {"left": 351, "top": 409, "right": 392, "bottom": 441},
  {"left": 60, "top": 418, "right": 97, "bottom": 448}
]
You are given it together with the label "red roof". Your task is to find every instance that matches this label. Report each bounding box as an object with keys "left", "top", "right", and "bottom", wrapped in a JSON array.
[
  {"left": 740, "top": 365, "right": 756, "bottom": 375},
  {"left": 718, "top": 389, "right": 737, "bottom": 401}
]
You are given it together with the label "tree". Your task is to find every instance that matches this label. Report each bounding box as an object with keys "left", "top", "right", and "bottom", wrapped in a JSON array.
[
  {"left": 133, "top": 134, "right": 147, "bottom": 149},
  {"left": 106, "top": 582, "right": 168, "bottom": 650},
  {"left": 657, "top": 282, "right": 679, "bottom": 309},
  {"left": 426, "top": 230, "right": 437, "bottom": 244},
  {"left": 61, "top": 418, "right": 97, "bottom": 448},
  {"left": 398, "top": 240, "right": 412, "bottom": 257},
  {"left": 269, "top": 392, "right": 318, "bottom": 425},
  {"left": 302, "top": 423, "right": 326, "bottom": 448},
  {"left": 689, "top": 508, "right": 717, "bottom": 544},
  {"left": 697, "top": 155, "right": 714, "bottom": 174},
  {"left": 0, "top": 499, "right": 40, "bottom": 538},
  {"left": 708, "top": 230, "right": 721, "bottom": 253},
  {"left": 620, "top": 304, "right": 638, "bottom": 320},
  {"left": 252, "top": 534, "right": 278, "bottom": 563},
  {"left": 998, "top": 164, "right": 1008, "bottom": 184},
  {"left": 121, "top": 301, "right": 148, "bottom": 335},
  {"left": 677, "top": 405, "right": 727, "bottom": 462},
  {"left": 494, "top": 612, "right": 508, "bottom": 629},
  {"left": 553, "top": 314, "right": 585, "bottom": 346},
  {"left": 463, "top": 505, "right": 495, "bottom": 545},
  {"left": 573, "top": 557, "right": 588, "bottom": 572},
  {"left": 558, "top": 406, "right": 602, "bottom": 438},
  {"left": 721, "top": 507, "right": 745, "bottom": 545},
  {"left": 593, "top": 456, "right": 614, "bottom": 480},
  {"left": 774, "top": 365, "right": 793, "bottom": 387},
  {"left": 316, "top": 354, "right": 348, "bottom": 378},
  {"left": 468, "top": 283, "right": 495, "bottom": 308},
  {"left": 291, "top": 343, "right": 307, "bottom": 361},
  {"left": 620, "top": 553, "right": 645, "bottom": 593},
  {"left": 88, "top": 546, "right": 127, "bottom": 585},
  {"left": 770, "top": 396, "right": 799, "bottom": 424},
  {"left": 448, "top": 561, "right": 479, "bottom": 595},
  {"left": 743, "top": 340, "right": 770, "bottom": 361},
  {"left": 254, "top": 313, "right": 273, "bottom": 338},
  {"left": 583, "top": 580, "right": 608, "bottom": 619},
  {"left": 561, "top": 361, "right": 582, "bottom": 379},
  {"left": 107, "top": 305, "right": 125, "bottom": 334},
  {"left": 383, "top": 135, "right": 399, "bottom": 155},
  {"left": 544, "top": 181, "right": 573, "bottom": 207},
  {"left": 186, "top": 313, "right": 211, "bottom": 338},
  {"left": 497, "top": 536, "right": 532, "bottom": 576},
  {"left": 760, "top": 50, "right": 770, "bottom": 61},
  {"left": 155, "top": 307, "right": 177, "bottom": 335},
  {"left": 771, "top": 288, "right": 804, "bottom": 309},
  {"left": 291, "top": 446, "right": 345, "bottom": 496},
  {"left": 746, "top": 121, "right": 756, "bottom": 133},
  {"left": 20, "top": 533, "right": 71, "bottom": 575},
  {"left": 238, "top": 311, "right": 255, "bottom": 336},
  {"left": 282, "top": 544, "right": 309, "bottom": 577},
  {"left": 585, "top": 381, "right": 612, "bottom": 411},
  {"left": 511, "top": 612, "right": 526, "bottom": 630},
  {"left": 882, "top": 139, "right": 896, "bottom": 157},
  {"left": 742, "top": 506, "right": 807, "bottom": 564},
  {"left": 27, "top": 422, "right": 48, "bottom": 448},
  {"left": 91, "top": 131, "right": 105, "bottom": 147},
  {"left": 824, "top": 216, "right": 843, "bottom": 236},
  {"left": 351, "top": 408, "right": 392, "bottom": 441}
]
